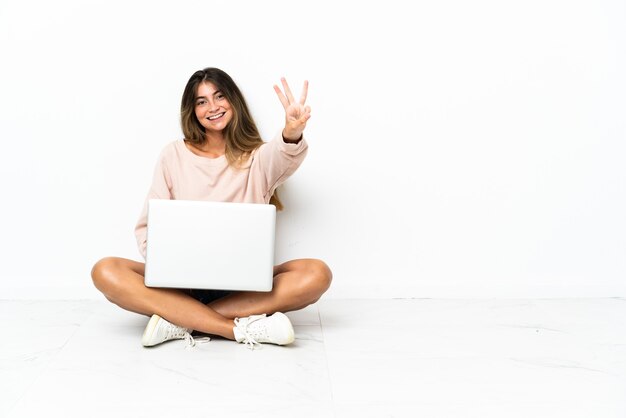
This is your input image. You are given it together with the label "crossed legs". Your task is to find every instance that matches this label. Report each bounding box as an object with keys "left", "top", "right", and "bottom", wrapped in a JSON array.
[{"left": 91, "top": 257, "right": 332, "bottom": 341}]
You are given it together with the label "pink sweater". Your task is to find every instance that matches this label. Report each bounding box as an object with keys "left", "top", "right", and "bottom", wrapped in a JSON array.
[{"left": 134, "top": 132, "right": 308, "bottom": 259}]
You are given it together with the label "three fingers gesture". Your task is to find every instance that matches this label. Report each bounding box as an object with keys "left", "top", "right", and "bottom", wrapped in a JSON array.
[{"left": 274, "top": 78, "right": 310, "bottom": 142}]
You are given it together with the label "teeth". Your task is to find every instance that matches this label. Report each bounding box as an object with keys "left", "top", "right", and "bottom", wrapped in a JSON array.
[{"left": 208, "top": 113, "right": 224, "bottom": 120}]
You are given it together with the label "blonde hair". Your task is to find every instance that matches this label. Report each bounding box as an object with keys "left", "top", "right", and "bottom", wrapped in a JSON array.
[{"left": 180, "top": 67, "right": 283, "bottom": 210}]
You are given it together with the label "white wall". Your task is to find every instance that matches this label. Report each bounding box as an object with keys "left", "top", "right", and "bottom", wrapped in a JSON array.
[{"left": 0, "top": 0, "right": 624, "bottom": 299}]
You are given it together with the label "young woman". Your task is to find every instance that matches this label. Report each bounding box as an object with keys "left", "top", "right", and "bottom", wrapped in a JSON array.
[{"left": 91, "top": 67, "right": 332, "bottom": 349}]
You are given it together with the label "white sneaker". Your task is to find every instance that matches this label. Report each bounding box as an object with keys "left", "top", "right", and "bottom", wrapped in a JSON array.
[
  {"left": 233, "top": 312, "right": 295, "bottom": 349},
  {"left": 142, "top": 314, "right": 206, "bottom": 348}
]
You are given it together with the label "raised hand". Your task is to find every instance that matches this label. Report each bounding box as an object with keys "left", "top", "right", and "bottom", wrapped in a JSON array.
[{"left": 274, "top": 77, "right": 311, "bottom": 141}]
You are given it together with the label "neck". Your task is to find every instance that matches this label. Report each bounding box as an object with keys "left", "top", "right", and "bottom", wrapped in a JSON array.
[
  {"left": 203, "top": 131, "right": 226, "bottom": 150},
  {"left": 204, "top": 129, "right": 225, "bottom": 145},
  {"left": 186, "top": 132, "right": 226, "bottom": 158}
]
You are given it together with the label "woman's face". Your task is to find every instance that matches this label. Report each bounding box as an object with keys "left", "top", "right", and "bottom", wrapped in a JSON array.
[{"left": 194, "top": 81, "right": 233, "bottom": 133}]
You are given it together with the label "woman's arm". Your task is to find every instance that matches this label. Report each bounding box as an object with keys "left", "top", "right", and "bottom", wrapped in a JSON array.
[
  {"left": 249, "top": 78, "right": 312, "bottom": 200},
  {"left": 253, "top": 132, "right": 308, "bottom": 201},
  {"left": 134, "top": 152, "right": 173, "bottom": 259}
]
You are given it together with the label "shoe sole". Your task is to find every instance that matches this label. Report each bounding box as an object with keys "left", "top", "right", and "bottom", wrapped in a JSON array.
[{"left": 141, "top": 314, "right": 161, "bottom": 347}]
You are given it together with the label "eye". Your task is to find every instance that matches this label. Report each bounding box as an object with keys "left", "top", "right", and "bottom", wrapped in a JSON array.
[
  {"left": 216, "top": 94, "right": 225, "bottom": 100},
  {"left": 196, "top": 99, "right": 207, "bottom": 106}
]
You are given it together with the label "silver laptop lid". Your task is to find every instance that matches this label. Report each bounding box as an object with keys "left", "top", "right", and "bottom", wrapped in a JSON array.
[{"left": 144, "top": 199, "right": 275, "bottom": 291}]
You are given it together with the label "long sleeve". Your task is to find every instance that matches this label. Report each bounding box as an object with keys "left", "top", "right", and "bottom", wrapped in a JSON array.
[
  {"left": 252, "top": 132, "right": 308, "bottom": 200},
  {"left": 134, "top": 151, "right": 173, "bottom": 259}
]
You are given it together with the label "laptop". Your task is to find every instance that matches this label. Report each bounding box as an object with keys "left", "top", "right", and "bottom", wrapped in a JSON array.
[{"left": 144, "top": 199, "right": 276, "bottom": 291}]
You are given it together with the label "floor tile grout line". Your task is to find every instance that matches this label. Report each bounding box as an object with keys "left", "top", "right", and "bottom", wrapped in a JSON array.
[{"left": 317, "top": 301, "right": 338, "bottom": 418}]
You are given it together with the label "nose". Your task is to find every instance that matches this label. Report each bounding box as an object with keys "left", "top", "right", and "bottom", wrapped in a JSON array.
[{"left": 208, "top": 99, "right": 220, "bottom": 112}]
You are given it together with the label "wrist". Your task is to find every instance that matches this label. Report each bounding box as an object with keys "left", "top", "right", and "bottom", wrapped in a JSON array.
[{"left": 282, "top": 130, "right": 303, "bottom": 143}]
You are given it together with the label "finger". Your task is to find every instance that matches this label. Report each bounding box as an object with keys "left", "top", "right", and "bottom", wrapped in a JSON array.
[
  {"left": 301, "top": 110, "right": 311, "bottom": 123},
  {"left": 273, "top": 84, "right": 289, "bottom": 110},
  {"left": 297, "top": 107, "right": 311, "bottom": 125},
  {"left": 281, "top": 77, "right": 296, "bottom": 104},
  {"left": 299, "top": 80, "right": 309, "bottom": 105},
  {"left": 300, "top": 113, "right": 311, "bottom": 125}
]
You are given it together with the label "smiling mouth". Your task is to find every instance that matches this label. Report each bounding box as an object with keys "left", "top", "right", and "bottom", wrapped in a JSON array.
[{"left": 207, "top": 112, "right": 225, "bottom": 121}]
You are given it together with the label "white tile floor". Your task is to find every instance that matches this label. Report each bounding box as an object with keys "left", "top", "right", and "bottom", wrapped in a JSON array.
[{"left": 1, "top": 298, "right": 625, "bottom": 417}]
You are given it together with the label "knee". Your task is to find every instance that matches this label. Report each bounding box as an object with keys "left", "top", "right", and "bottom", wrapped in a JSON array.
[
  {"left": 302, "top": 259, "right": 333, "bottom": 296},
  {"left": 91, "top": 257, "right": 124, "bottom": 297}
]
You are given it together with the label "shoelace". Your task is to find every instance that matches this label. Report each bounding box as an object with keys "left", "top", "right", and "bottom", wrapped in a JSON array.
[
  {"left": 234, "top": 314, "right": 267, "bottom": 350},
  {"left": 183, "top": 334, "right": 211, "bottom": 349},
  {"left": 163, "top": 321, "right": 210, "bottom": 349}
]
